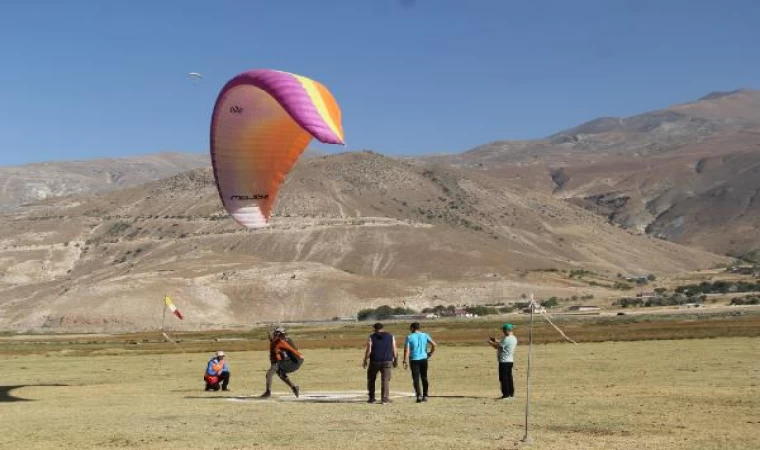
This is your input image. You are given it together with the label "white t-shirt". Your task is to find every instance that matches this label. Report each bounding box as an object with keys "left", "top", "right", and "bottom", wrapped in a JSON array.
[{"left": 498, "top": 335, "right": 517, "bottom": 363}]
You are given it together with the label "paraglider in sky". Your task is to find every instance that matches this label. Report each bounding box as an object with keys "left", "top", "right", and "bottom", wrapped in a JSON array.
[
  {"left": 188, "top": 72, "right": 203, "bottom": 86},
  {"left": 209, "top": 69, "right": 345, "bottom": 229}
]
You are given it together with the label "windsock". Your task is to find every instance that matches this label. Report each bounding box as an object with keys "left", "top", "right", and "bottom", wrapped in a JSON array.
[{"left": 163, "top": 295, "right": 184, "bottom": 320}]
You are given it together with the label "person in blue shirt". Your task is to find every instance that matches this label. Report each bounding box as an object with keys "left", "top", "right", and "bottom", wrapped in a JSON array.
[
  {"left": 204, "top": 350, "right": 231, "bottom": 391},
  {"left": 403, "top": 322, "right": 438, "bottom": 403}
]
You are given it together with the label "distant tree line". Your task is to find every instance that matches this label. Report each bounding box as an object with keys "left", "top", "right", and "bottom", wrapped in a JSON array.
[
  {"left": 615, "top": 294, "right": 708, "bottom": 308},
  {"left": 420, "top": 304, "right": 516, "bottom": 317},
  {"left": 729, "top": 295, "right": 760, "bottom": 306},
  {"left": 357, "top": 305, "right": 418, "bottom": 321},
  {"left": 356, "top": 303, "right": 522, "bottom": 321},
  {"left": 675, "top": 280, "right": 760, "bottom": 295},
  {"left": 614, "top": 278, "right": 760, "bottom": 308}
]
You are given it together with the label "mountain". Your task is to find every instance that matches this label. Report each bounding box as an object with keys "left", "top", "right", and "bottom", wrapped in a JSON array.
[
  {"left": 0, "top": 152, "right": 210, "bottom": 212},
  {"left": 0, "top": 148, "right": 339, "bottom": 213},
  {"left": 425, "top": 89, "right": 760, "bottom": 257},
  {"left": 0, "top": 151, "right": 723, "bottom": 331}
]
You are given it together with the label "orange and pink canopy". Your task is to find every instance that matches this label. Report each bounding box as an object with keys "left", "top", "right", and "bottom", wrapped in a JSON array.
[{"left": 210, "top": 69, "right": 345, "bottom": 229}]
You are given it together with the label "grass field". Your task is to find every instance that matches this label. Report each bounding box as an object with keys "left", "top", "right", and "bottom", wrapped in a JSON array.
[{"left": 1, "top": 312, "right": 759, "bottom": 449}]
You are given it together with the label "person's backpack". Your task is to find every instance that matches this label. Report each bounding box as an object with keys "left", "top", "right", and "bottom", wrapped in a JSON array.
[{"left": 275, "top": 336, "right": 301, "bottom": 362}]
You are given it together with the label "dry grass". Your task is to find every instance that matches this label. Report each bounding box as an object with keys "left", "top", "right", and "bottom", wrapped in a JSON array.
[{"left": 1, "top": 332, "right": 758, "bottom": 450}]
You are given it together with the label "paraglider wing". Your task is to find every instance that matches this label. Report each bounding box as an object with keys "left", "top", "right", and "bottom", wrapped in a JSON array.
[
  {"left": 188, "top": 72, "right": 204, "bottom": 87},
  {"left": 209, "top": 69, "right": 344, "bottom": 229}
]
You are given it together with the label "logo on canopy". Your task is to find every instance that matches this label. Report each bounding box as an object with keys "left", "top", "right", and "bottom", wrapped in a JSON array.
[{"left": 230, "top": 194, "right": 269, "bottom": 200}]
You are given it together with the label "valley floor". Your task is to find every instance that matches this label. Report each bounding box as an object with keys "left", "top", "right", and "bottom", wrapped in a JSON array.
[{"left": 0, "top": 332, "right": 758, "bottom": 449}]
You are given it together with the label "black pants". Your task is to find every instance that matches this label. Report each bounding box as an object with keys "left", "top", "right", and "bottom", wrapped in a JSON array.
[
  {"left": 409, "top": 359, "right": 429, "bottom": 398},
  {"left": 206, "top": 371, "right": 230, "bottom": 391},
  {"left": 266, "top": 359, "right": 303, "bottom": 391},
  {"left": 498, "top": 362, "right": 514, "bottom": 397}
]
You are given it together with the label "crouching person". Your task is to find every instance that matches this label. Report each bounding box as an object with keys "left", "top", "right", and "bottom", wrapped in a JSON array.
[
  {"left": 261, "top": 327, "right": 303, "bottom": 398},
  {"left": 204, "top": 350, "right": 230, "bottom": 391}
]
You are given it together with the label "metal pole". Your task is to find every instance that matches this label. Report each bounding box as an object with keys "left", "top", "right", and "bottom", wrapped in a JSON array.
[
  {"left": 521, "top": 298, "right": 535, "bottom": 444},
  {"left": 158, "top": 298, "right": 167, "bottom": 371}
]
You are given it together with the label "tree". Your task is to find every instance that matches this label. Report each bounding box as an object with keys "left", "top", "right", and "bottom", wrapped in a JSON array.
[{"left": 541, "top": 297, "right": 559, "bottom": 308}]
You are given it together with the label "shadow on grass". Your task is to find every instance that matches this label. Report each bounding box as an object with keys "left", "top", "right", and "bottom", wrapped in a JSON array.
[
  {"left": 184, "top": 395, "right": 358, "bottom": 404},
  {"left": 0, "top": 384, "right": 69, "bottom": 403},
  {"left": 427, "top": 395, "right": 494, "bottom": 399}
]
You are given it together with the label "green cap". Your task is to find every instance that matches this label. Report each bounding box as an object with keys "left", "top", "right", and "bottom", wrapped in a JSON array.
[{"left": 502, "top": 323, "right": 514, "bottom": 331}]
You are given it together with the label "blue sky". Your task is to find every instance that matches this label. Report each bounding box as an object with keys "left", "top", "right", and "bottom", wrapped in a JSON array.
[{"left": 0, "top": 0, "right": 758, "bottom": 166}]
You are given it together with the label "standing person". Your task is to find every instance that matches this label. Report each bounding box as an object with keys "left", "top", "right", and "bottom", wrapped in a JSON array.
[
  {"left": 204, "top": 350, "right": 231, "bottom": 391},
  {"left": 403, "top": 322, "right": 437, "bottom": 403},
  {"left": 260, "top": 327, "right": 303, "bottom": 398},
  {"left": 488, "top": 323, "right": 517, "bottom": 399},
  {"left": 363, "top": 322, "right": 398, "bottom": 404}
]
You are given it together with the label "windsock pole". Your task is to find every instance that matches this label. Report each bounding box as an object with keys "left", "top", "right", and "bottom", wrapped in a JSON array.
[
  {"left": 161, "top": 295, "right": 168, "bottom": 335},
  {"left": 158, "top": 295, "right": 168, "bottom": 371},
  {"left": 521, "top": 294, "right": 536, "bottom": 444}
]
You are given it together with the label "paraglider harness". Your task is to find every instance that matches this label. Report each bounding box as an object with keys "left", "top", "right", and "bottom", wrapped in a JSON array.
[{"left": 270, "top": 334, "right": 304, "bottom": 376}]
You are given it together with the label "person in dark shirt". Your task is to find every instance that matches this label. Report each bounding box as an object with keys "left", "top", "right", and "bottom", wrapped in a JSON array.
[{"left": 362, "top": 322, "right": 398, "bottom": 404}]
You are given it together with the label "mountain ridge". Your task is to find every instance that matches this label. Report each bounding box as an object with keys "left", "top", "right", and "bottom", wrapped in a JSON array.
[{"left": 0, "top": 151, "right": 725, "bottom": 331}]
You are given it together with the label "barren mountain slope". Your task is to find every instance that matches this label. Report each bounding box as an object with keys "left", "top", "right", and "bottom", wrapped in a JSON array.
[
  {"left": 0, "top": 152, "right": 210, "bottom": 211},
  {"left": 0, "top": 151, "right": 724, "bottom": 331},
  {"left": 425, "top": 90, "right": 760, "bottom": 256},
  {"left": 447, "top": 89, "right": 760, "bottom": 165}
]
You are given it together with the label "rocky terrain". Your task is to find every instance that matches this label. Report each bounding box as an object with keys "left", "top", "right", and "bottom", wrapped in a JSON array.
[
  {"left": 0, "top": 152, "right": 209, "bottom": 211},
  {"left": 0, "top": 151, "right": 724, "bottom": 331},
  {"left": 425, "top": 89, "right": 760, "bottom": 257}
]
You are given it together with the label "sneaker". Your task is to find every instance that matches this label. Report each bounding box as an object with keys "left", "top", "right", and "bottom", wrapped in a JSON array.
[
  {"left": 222, "top": 387, "right": 230, "bottom": 391},
  {"left": 422, "top": 396, "right": 428, "bottom": 402},
  {"left": 292, "top": 385, "right": 300, "bottom": 398},
  {"left": 367, "top": 398, "right": 376, "bottom": 404},
  {"left": 381, "top": 399, "right": 392, "bottom": 404},
  {"left": 416, "top": 397, "right": 423, "bottom": 403},
  {"left": 260, "top": 391, "right": 271, "bottom": 398}
]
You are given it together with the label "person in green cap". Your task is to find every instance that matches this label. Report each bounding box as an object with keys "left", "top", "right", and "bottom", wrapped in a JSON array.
[{"left": 488, "top": 323, "right": 517, "bottom": 399}]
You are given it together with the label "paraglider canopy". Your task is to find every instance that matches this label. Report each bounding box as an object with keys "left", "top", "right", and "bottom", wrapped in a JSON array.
[
  {"left": 187, "top": 72, "right": 203, "bottom": 87},
  {"left": 209, "top": 69, "right": 344, "bottom": 229}
]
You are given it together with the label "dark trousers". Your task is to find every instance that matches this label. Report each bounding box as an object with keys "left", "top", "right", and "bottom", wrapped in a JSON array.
[
  {"left": 410, "top": 359, "right": 429, "bottom": 398},
  {"left": 265, "top": 359, "right": 303, "bottom": 391},
  {"left": 206, "top": 371, "right": 230, "bottom": 391},
  {"left": 498, "top": 362, "right": 514, "bottom": 397},
  {"left": 367, "top": 361, "right": 393, "bottom": 402}
]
